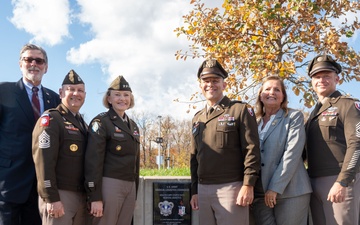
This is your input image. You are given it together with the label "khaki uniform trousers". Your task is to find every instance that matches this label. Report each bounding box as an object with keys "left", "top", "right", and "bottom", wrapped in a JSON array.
[
  {"left": 39, "top": 190, "right": 86, "bottom": 225},
  {"left": 198, "top": 181, "right": 248, "bottom": 225},
  {"left": 91, "top": 177, "right": 136, "bottom": 225},
  {"left": 310, "top": 173, "right": 360, "bottom": 225}
]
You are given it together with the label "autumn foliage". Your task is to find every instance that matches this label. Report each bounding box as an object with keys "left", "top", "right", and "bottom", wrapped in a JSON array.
[{"left": 175, "top": 0, "right": 360, "bottom": 107}]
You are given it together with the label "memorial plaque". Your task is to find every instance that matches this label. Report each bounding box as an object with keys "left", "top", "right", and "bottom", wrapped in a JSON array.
[{"left": 153, "top": 182, "right": 191, "bottom": 225}]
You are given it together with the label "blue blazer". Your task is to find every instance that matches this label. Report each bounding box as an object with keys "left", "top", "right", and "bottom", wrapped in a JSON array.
[
  {"left": 0, "top": 79, "right": 60, "bottom": 203},
  {"left": 259, "top": 108, "right": 312, "bottom": 198}
]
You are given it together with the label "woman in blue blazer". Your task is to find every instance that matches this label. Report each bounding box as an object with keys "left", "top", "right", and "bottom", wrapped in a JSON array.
[{"left": 251, "top": 76, "right": 312, "bottom": 225}]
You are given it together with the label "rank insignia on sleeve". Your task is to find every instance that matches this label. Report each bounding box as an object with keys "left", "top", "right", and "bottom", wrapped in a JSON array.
[
  {"left": 88, "top": 182, "right": 94, "bottom": 188},
  {"left": 44, "top": 180, "right": 51, "bottom": 188},
  {"left": 39, "top": 130, "right": 50, "bottom": 149},
  {"left": 40, "top": 114, "right": 50, "bottom": 127},
  {"left": 355, "top": 102, "right": 360, "bottom": 111}
]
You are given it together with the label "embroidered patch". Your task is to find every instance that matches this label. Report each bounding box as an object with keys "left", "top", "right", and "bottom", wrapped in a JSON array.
[
  {"left": 355, "top": 102, "right": 360, "bottom": 111},
  {"left": 356, "top": 122, "right": 360, "bottom": 138},
  {"left": 247, "top": 107, "right": 254, "bottom": 116},
  {"left": 347, "top": 150, "right": 360, "bottom": 170},
  {"left": 40, "top": 114, "right": 50, "bottom": 127},
  {"left": 88, "top": 182, "right": 94, "bottom": 188},
  {"left": 91, "top": 121, "right": 100, "bottom": 133},
  {"left": 44, "top": 180, "right": 51, "bottom": 188},
  {"left": 39, "top": 130, "right": 50, "bottom": 149}
]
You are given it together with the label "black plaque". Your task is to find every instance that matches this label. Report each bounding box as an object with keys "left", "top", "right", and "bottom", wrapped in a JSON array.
[{"left": 153, "top": 182, "right": 191, "bottom": 225}]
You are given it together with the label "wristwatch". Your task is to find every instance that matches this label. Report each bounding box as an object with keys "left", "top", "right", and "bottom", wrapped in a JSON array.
[{"left": 337, "top": 181, "right": 348, "bottom": 187}]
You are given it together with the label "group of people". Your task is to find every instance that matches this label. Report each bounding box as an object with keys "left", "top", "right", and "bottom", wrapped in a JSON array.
[
  {"left": 0, "top": 43, "right": 140, "bottom": 225},
  {"left": 190, "top": 57, "right": 360, "bottom": 225},
  {"left": 0, "top": 43, "right": 359, "bottom": 225}
]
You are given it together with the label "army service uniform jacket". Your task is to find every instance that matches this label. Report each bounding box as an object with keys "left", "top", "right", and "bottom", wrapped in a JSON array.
[
  {"left": 32, "top": 104, "right": 88, "bottom": 203},
  {"left": 85, "top": 108, "right": 140, "bottom": 202},
  {"left": 190, "top": 96, "right": 261, "bottom": 195},
  {"left": 305, "top": 91, "right": 360, "bottom": 186}
]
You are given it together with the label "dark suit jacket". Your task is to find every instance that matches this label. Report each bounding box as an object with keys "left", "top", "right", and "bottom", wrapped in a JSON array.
[{"left": 0, "top": 78, "right": 60, "bottom": 204}]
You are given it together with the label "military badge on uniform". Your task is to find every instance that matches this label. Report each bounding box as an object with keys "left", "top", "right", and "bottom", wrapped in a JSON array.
[
  {"left": 70, "top": 144, "right": 78, "bottom": 152},
  {"left": 247, "top": 107, "right": 254, "bottom": 116},
  {"left": 88, "top": 182, "right": 94, "bottom": 188},
  {"left": 356, "top": 122, "right": 360, "bottom": 138},
  {"left": 355, "top": 102, "right": 360, "bottom": 111},
  {"left": 39, "top": 130, "right": 50, "bottom": 148},
  {"left": 65, "top": 124, "right": 79, "bottom": 131},
  {"left": 40, "top": 114, "right": 50, "bottom": 127},
  {"left": 44, "top": 180, "right": 51, "bottom": 188},
  {"left": 115, "top": 126, "right": 121, "bottom": 132},
  {"left": 192, "top": 122, "right": 199, "bottom": 134},
  {"left": 91, "top": 120, "right": 100, "bottom": 133}
]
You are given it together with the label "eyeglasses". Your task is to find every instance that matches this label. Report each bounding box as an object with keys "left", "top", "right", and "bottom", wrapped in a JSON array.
[{"left": 22, "top": 57, "right": 46, "bottom": 65}]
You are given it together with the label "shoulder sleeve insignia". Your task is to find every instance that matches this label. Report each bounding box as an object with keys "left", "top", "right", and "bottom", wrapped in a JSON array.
[
  {"left": 91, "top": 119, "right": 101, "bottom": 133},
  {"left": 247, "top": 106, "right": 254, "bottom": 117},
  {"left": 40, "top": 114, "right": 50, "bottom": 127},
  {"left": 354, "top": 101, "right": 360, "bottom": 111}
]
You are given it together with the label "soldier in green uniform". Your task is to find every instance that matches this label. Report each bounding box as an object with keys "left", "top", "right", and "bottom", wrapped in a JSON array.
[
  {"left": 189, "top": 59, "right": 261, "bottom": 225},
  {"left": 32, "top": 70, "right": 87, "bottom": 225},
  {"left": 85, "top": 76, "right": 140, "bottom": 225},
  {"left": 305, "top": 54, "right": 360, "bottom": 225}
]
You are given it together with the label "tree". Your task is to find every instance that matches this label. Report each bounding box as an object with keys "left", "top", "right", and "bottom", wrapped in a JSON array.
[
  {"left": 130, "top": 112, "right": 192, "bottom": 169},
  {"left": 175, "top": 0, "right": 360, "bottom": 107}
]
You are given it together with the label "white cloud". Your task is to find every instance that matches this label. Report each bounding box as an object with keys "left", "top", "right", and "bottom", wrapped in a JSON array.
[
  {"left": 10, "top": 0, "right": 70, "bottom": 46},
  {"left": 66, "top": 0, "right": 211, "bottom": 119}
]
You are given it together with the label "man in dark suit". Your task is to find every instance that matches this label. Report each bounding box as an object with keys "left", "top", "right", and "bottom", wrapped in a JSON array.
[{"left": 0, "top": 43, "right": 60, "bottom": 225}]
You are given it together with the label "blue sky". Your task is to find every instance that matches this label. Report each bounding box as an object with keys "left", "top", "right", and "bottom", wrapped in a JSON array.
[{"left": 1, "top": 0, "right": 359, "bottom": 123}]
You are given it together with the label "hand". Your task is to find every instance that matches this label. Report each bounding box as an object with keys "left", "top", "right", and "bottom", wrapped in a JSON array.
[
  {"left": 190, "top": 194, "right": 199, "bottom": 210},
  {"left": 47, "top": 201, "right": 65, "bottom": 218},
  {"left": 265, "top": 190, "right": 278, "bottom": 208},
  {"left": 327, "top": 182, "right": 346, "bottom": 203},
  {"left": 90, "top": 201, "right": 104, "bottom": 217},
  {"left": 236, "top": 185, "right": 254, "bottom": 207}
]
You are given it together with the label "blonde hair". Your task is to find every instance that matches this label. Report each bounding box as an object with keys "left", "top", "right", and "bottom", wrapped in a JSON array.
[
  {"left": 255, "top": 76, "right": 288, "bottom": 119},
  {"left": 102, "top": 90, "right": 135, "bottom": 109}
]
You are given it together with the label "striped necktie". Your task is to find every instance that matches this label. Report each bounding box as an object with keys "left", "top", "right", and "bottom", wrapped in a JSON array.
[{"left": 32, "top": 87, "right": 41, "bottom": 121}]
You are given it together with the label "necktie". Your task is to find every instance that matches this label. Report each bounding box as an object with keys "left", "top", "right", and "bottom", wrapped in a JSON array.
[
  {"left": 76, "top": 114, "right": 85, "bottom": 130},
  {"left": 207, "top": 107, "right": 214, "bottom": 118},
  {"left": 311, "top": 102, "right": 322, "bottom": 119},
  {"left": 32, "top": 87, "right": 41, "bottom": 120}
]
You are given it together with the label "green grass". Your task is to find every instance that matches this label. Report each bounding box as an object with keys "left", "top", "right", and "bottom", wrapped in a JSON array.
[{"left": 140, "top": 167, "right": 190, "bottom": 176}]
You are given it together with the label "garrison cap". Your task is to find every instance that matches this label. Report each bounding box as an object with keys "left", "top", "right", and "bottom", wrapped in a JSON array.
[
  {"left": 62, "top": 69, "right": 84, "bottom": 85},
  {"left": 108, "top": 76, "right": 132, "bottom": 92},
  {"left": 308, "top": 55, "right": 342, "bottom": 77},
  {"left": 197, "top": 59, "right": 228, "bottom": 79}
]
